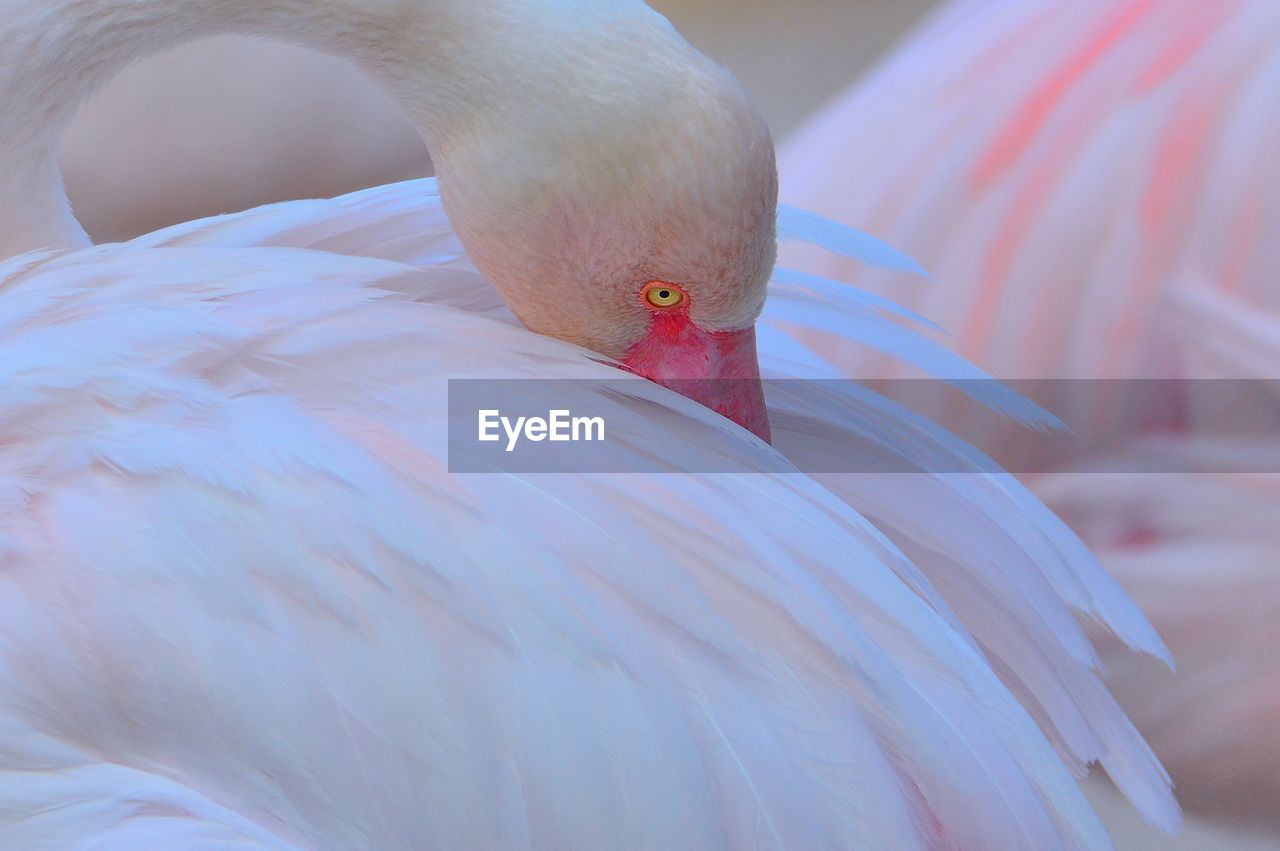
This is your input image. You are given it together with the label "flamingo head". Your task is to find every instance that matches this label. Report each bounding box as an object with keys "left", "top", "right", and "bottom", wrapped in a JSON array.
[{"left": 432, "top": 8, "right": 777, "bottom": 442}]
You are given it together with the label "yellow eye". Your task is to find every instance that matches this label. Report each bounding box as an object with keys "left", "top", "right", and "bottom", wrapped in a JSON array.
[{"left": 644, "top": 282, "right": 686, "bottom": 309}]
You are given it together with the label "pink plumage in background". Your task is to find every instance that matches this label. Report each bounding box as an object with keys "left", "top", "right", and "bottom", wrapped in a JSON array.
[{"left": 781, "top": 0, "right": 1280, "bottom": 835}]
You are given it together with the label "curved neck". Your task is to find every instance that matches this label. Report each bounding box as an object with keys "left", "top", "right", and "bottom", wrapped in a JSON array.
[{"left": 0, "top": 0, "right": 656, "bottom": 258}]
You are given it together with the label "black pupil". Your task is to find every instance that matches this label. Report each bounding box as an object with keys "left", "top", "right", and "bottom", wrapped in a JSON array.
[{"left": 659, "top": 290, "right": 670, "bottom": 299}]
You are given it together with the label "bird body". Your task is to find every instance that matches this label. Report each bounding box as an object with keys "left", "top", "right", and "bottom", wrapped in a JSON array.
[
  {"left": 0, "top": 0, "right": 1179, "bottom": 846},
  {"left": 0, "top": 174, "right": 1180, "bottom": 848}
]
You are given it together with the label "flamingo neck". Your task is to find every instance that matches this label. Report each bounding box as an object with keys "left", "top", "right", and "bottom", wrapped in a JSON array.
[{"left": 0, "top": 0, "right": 668, "bottom": 259}]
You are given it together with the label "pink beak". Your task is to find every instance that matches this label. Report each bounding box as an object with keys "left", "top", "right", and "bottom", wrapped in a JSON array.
[{"left": 621, "top": 312, "right": 771, "bottom": 442}]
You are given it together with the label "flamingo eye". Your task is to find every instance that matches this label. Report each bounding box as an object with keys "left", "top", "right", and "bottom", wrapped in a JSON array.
[{"left": 643, "top": 282, "right": 685, "bottom": 309}]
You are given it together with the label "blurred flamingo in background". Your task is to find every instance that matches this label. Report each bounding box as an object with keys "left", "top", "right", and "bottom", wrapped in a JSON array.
[
  {"left": 781, "top": 0, "right": 1280, "bottom": 839},
  {"left": 0, "top": 0, "right": 1183, "bottom": 846}
]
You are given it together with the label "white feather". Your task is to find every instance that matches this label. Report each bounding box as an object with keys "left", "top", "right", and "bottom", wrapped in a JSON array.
[{"left": 0, "top": 173, "right": 1179, "bottom": 845}]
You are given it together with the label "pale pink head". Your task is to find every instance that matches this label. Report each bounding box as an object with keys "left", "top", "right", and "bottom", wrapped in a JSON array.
[{"left": 426, "top": 4, "right": 778, "bottom": 440}]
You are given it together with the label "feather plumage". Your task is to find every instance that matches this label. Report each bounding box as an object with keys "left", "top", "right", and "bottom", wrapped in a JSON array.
[{"left": 0, "top": 175, "right": 1178, "bottom": 846}]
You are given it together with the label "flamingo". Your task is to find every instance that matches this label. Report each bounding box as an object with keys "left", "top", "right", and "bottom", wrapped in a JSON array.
[
  {"left": 1, "top": 0, "right": 1180, "bottom": 846},
  {"left": 780, "top": 0, "right": 1280, "bottom": 836}
]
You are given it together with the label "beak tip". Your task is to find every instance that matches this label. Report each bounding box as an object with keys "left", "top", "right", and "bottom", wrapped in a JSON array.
[{"left": 623, "top": 320, "right": 771, "bottom": 442}]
